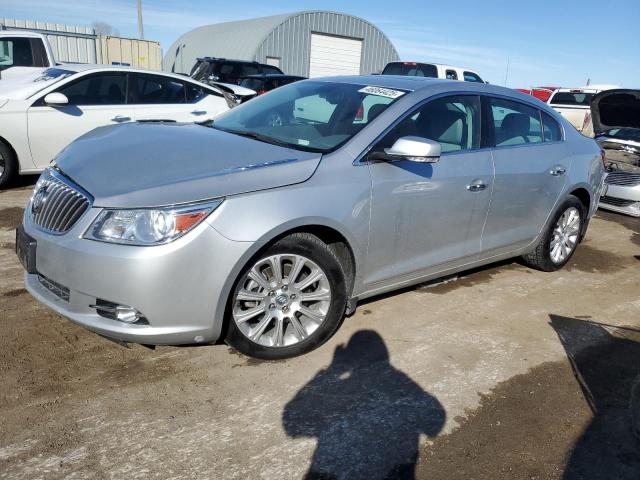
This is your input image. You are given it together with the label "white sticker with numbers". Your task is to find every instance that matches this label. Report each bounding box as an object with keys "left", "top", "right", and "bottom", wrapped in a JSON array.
[{"left": 358, "top": 86, "right": 406, "bottom": 99}]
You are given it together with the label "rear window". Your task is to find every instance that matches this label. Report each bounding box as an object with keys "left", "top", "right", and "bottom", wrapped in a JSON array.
[
  {"left": 550, "top": 91, "right": 594, "bottom": 106},
  {"left": 382, "top": 62, "right": 438, "bottom": 78}
]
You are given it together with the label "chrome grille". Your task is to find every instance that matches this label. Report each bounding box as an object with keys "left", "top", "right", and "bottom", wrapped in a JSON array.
[
  {"left": 29, "top": 169, "right": 91, "bottom": 234},
  {"left": 605, "top": 172, "right": 640, "bottom": 187},
  {"left": 600, "top": 196, "right": 636, "bottom": 207}
]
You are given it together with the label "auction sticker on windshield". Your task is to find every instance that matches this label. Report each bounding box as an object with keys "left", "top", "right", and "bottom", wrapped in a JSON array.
[{"left": 358, "top": 86, "right": 406, "bottom": 99}]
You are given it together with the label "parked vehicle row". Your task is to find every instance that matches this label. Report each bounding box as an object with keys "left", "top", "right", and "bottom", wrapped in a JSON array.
[
  {"left": 0, "top": 64, "right": 234, "bottom": 187},
  {"left": 16, "top": 76, "right": 604, "bottom": 359}
]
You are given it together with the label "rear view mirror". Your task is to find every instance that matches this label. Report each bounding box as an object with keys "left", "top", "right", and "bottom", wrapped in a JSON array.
[
  {"left": 43, "top": 92, "right": 69, "bottom": 106},
  {"left": 374, "top": 136, "right": 441, "bottom": 163}
]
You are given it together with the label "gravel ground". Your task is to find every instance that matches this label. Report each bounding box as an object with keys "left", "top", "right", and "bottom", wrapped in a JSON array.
[{"left": 1, "top": 179, "right": 638, "bottom": 479}]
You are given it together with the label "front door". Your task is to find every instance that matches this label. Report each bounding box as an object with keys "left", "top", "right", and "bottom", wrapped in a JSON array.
[
  {"left": 365, "top": 95, "right": 493, "bottom": 288},
  {"left": 482, "top": 97, "right": 569, "bottom": 256},
  {"left": 27, "top": 72, "right": 133, "bottom": 169}
]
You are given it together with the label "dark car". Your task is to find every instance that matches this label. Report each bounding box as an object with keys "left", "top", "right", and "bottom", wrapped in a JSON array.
[
  {"left": 190, "top": 57, "right": 284, "bottom": 86},
  {"left": 239, "top": 74, "right": 306, "bottom": 95}
]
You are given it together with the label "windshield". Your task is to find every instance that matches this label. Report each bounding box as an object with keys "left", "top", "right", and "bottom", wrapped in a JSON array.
[
  {"left": 212, "top": 81, "right": 408, "bottom": 153},
  {"left": 190, "top": 61, "right": 211, "bottom": 81},
  {"left": 550, "top": 91, "right": 594, "bottom": 106}
]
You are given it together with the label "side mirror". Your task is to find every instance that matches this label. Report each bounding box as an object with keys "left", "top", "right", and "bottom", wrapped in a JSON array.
[
  {"left": 374, "top": 136, "right": 441, "bottom": 163},
  {"left": 43, "top": 92, "right": 69, "bottom": 106}
]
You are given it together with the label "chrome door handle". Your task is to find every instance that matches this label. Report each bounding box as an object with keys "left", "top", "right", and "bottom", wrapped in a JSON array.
[
  {"left": 549, "top": 166, "right": 566, "bottom": 176},
  {"left": 466, "top": 183, "right": 487, "bottom": 192},
  {"left": 191, "top": 110, "right": 207, "bottom": 116},
  {"left": 111, "top": 115, "right": 131, "bottom": 123}
]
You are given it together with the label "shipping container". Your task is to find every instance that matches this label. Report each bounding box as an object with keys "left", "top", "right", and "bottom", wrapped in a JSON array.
[{"left": 96, "top": 36, "right": 161, "bottom": 70}]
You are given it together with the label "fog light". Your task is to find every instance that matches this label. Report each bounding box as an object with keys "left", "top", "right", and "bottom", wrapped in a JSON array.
[{"left": 91, "top": 299, "right": 148, "bottom": 324}]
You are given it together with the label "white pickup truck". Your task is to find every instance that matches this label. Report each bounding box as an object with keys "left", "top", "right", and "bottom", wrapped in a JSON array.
[
  {"left": 381, "top": 61, "right": 485, "bottom": 83},
  {"left": 0, "top": 30, "right": 56, "bottom": 81},
  {"left": 547, "top": 85, "right": 619, "bottom": 134}
]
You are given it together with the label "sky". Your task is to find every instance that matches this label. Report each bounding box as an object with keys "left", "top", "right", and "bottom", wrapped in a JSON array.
[{"left": 1, "top": 0, "right": 639, "bottom": 88}]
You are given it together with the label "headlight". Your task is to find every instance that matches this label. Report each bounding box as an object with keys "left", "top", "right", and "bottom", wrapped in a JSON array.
[{"left": 84, "top": 199, "right": 223, "bottom": 246}]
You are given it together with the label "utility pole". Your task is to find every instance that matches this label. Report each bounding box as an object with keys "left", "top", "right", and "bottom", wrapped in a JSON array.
[
  {"left": 503, "top": 57, "right": 510, "bottom": 87},
  {"left": 137, "top": 0, "right": 144, "bottom": 39}
]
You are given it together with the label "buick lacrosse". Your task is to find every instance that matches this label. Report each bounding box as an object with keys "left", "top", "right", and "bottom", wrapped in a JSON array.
[{"left": 17, "top": 76, "right": 604, "bottom": 359}]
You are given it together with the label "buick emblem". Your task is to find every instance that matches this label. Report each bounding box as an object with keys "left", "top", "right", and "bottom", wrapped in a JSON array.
[{"left": 31, "top": 185, "right": 49, "bottom": 215}]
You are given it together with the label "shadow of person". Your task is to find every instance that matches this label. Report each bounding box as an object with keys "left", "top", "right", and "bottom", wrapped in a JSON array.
[
  {"left": 283, "top": 330, "right": 445, "bottom": 480},
  {"left": 549, "top": 315, "right": 640, "bottom": 479}
]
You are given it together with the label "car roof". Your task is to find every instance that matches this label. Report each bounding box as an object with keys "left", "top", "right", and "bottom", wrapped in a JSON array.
[
  {"left": 0, "top": 30, "right": 48, "bottom": 39},
  {"left": 50, "top": 63, "right": 200, "bottom": 82}
]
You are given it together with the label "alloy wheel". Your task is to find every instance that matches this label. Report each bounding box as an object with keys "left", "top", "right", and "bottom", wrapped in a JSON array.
[
  {"left": 0, "top": 152, "right": 5, "bottom": 178},
  {"left": 550, "top": 206, "right": 581, "bottom": 264},
  {"left": 232, "top": 254, "right": 331, "bottom": 348}
]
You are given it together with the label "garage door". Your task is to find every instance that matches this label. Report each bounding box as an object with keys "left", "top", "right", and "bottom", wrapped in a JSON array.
[{"left": 308, "top": 33, "right": 362, "bottom": 78}]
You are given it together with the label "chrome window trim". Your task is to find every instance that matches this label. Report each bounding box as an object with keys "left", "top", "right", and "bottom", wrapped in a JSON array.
[{"left": 353, "top": 89, "right": 566, "bottom": 165}]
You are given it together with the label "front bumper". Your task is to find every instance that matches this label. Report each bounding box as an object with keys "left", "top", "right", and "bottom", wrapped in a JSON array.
[
  {"left": 22, "top": 207, "right": 255, "bottom": 345},
  {"left": 599, "top": 181, "right": 640, "bottom": 218}
]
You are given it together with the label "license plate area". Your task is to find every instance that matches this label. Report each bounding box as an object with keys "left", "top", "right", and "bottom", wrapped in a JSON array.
[{"left": 15, "top": 225, "right": 37, "bottom": 274}]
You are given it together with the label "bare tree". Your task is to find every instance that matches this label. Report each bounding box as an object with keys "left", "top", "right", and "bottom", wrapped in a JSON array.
[{"left": 91, "top": 21, "right": 120, "bottom": 37}]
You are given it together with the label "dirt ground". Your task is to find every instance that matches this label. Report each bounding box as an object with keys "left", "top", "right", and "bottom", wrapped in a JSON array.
[{"left": 1, "top": 178, "right": 639, "bottom": 479}]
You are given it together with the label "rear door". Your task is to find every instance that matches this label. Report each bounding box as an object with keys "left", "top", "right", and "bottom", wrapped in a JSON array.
[
  {"left": 27, "top": 71, "right": 133, "bottom": 169},
  {"left": 130, "top": 73, "right": 227, "bottom": 122},
  {"left": 482, "top": 97, "right": 569, "bottom": 256}
]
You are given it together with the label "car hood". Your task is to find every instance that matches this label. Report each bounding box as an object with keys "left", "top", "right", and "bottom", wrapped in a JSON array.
[
  {"left": 55, "top": 122, "right": 322, "bottom": 208},
  {"left": 590, "top": 89, "right": 640, "bottom": 134}
]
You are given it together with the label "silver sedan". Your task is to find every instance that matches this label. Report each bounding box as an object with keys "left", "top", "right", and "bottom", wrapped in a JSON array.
[{"left": 17, "top": 76, "right": 604, "bottom": 359}]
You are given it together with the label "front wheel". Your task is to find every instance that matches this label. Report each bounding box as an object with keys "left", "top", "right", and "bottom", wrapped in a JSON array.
[
  {"left": 225, "top": 233, "right": 347, "bottom": 359},
  {"left": 521, "top": 195, "right": 585, "bottom": 272}
]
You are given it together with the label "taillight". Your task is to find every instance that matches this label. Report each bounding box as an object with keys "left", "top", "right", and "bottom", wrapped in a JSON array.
[{"left": 355, "top": 104, "right": 364, "bottom": 121}]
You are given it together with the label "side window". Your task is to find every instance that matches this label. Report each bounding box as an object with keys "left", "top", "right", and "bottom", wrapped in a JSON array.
[
  {"left": 0, "top": 37, "right": 33, "bottom": 70},
  {"left": 263, "top": 66, "right": 282, "bottom": 75},
  {"left": 185, "top": 82, "right": 217, "bottom": 103},
  {"left": 130, "top": 74, "right": 186, "bottom": 104},
  {"left": 542, "top": 112, "right": 563, "bottom": 142},
  {"left": 490, "top": 98, "right": 542, "bottom": 146},
  {"left": 463, "top": 71, "right": 483, "bottom": 83},
  {"left": 240, "top": 64, "right": 260, "bottom": 77},
  {"left": 56, "top": 73, "right": 126, "bottom": 105},
  {"left": 377, "top": 95, "right": 481, "bottom": 153},
  {"left": 445, "top": 70, "right": 458, "bottom": 80}
]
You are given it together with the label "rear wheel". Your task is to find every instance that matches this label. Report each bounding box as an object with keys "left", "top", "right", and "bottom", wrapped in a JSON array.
[
  {"left": 0, "top": 141, "right": 17, "bottom": 189},
  {"left": 522, "top": 195, "right": 585, "bottom": 271},
  {"left": 225, "top": 233, "right": 347, "bottom": 359}
]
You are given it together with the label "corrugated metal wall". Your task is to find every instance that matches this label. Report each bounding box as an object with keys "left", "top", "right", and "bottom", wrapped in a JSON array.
[
  {"left": 255, "top": 12, "right": 399, "bottom": 77},
  {"left": 1, "top": 18, "right": 96, "bottom": 63}
]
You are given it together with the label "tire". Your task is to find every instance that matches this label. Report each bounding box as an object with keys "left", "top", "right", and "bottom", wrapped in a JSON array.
[
  {"left": 225, "top": 233, "right": 348, "bottom": 359},
  {"left": 521, "top": 195, "right": 585, "bottom": 272},
  {"left": 0, "top": 141, "right": 17, "bottom": 189}
]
